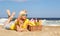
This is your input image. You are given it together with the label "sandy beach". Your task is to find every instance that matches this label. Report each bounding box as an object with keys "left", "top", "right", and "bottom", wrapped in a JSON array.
[{"left": 0, "top": 25, "right": 60, "bottom": 36}]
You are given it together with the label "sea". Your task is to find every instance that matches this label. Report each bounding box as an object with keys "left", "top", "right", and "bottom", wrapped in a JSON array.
[{"left": 0, "top": 17, "right": 60, "bottom": 26}]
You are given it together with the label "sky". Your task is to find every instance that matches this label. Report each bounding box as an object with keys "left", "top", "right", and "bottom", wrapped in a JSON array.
[{"left": 0, "top": 0, "right": 60, "bottom": 18}]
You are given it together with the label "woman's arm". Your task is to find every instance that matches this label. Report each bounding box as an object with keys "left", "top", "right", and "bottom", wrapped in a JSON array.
[
  {"left": 16, "top": 24, "right": 21, "bottom": 32},
  {"left": 15, "top": 19, "right": 23, "bottom": 32}
]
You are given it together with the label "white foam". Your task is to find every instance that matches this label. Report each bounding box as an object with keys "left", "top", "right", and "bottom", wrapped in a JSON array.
[{"left": 0, "top": 18, "right": 8, "bottom": 25}]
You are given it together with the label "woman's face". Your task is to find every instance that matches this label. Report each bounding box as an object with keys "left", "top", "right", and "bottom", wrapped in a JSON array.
[{"left": 21, "top": 14, "right": 27, "bottom": 20}]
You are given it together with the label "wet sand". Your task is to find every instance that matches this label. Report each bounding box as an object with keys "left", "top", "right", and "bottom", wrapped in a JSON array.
[{"left": 0, "top": 25, "right": 60, "bottom": 36}]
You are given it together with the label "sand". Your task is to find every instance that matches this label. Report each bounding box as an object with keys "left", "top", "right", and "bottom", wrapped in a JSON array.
[{"left": 0, "top": 25, "right": 60, "bottom": 36}]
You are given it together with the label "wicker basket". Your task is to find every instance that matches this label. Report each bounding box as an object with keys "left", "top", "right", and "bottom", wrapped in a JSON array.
[{"left": 28, "top": 25, "right": 42, "bottom": 31}]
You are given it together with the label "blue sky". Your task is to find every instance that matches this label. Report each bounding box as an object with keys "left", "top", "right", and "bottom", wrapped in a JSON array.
[{"left": 0, "top": 0, "right": 60, "bottom": 18}]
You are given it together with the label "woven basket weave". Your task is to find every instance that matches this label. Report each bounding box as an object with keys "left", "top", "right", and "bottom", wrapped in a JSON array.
[{"left": 28, "top": 25, "right": 42, "bottom": 31}]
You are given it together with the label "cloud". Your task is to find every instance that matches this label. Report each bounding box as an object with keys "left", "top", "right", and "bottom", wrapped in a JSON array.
[
  {"left": 0, "top": 0, "right": 28, "bottom": 2},
  {"left": 11, "top": 0, "right": 27, "bottom": 2}
]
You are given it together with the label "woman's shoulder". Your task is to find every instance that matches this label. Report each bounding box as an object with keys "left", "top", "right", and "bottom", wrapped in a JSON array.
[{"left": 25, "top": 19, "right": 29, "bottom": 23}]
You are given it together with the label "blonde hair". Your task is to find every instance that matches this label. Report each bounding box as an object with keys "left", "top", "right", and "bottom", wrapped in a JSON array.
[{"left": 19, "top": 10, "right": 27, "bottom": 16}]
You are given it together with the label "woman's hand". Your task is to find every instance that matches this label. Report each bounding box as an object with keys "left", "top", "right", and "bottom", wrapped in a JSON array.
[{"left": 16, "top": 25, "right": 22, "bottom": 32}]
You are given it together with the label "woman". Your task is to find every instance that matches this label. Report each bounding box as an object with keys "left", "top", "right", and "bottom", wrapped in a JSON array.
[
  {"left": 15, "top": 10, "right": 28, "bottom": 32},
  {"left": 4, "top": 10, "right": 35, "bottom": 31}
]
